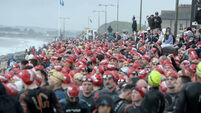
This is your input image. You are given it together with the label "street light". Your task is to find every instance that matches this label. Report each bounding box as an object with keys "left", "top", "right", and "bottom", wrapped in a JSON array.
[
  {"left": 174, "top": 0, "right": 179, "bottom": 37},
  {"left": 117, "top": 0, "right": 119, "bottom": 33},
  {"left": 93, "top": 10, "right": 104, "bottom": 31},
  {"left": 60, "top": 17, "right": 70, "bottom": 37},
  {"left": 99, "top": 4, "right": 114, "bottom": 33},
  {"left": 139, "top": 0, "right": 143, "bottom": 31}
]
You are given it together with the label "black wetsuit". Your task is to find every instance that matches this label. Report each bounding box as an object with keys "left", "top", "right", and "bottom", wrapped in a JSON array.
[
  {"left": 79, "top": 93, "right": 95, "bottom": 112},
  {"left": 64, "top": 99, "right": 90, "bottom": 113},
  {"left": 140, "top": 87, "right": 165, "bottom": 113},
  {"left": 113, "top": 97, "right": 133, "bottom": 113},
  {"left": 173, "top": 82, "right": 201, "bottom": 113}
]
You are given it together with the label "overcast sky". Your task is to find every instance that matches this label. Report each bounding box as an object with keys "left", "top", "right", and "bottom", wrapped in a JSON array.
[{"left": 0, "top": 0, "right": 192, "bottom": 31}]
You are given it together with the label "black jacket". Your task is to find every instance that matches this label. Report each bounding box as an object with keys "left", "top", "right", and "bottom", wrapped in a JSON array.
[
  {"left": 107, "top": 26, "right": 113, "bottom": 33},
  {"left": 79, "top": 93, "right": 95, "bottom": 112},
  {"left": 140, "top": 87, "right": 165, "bottom": 113},
  {"left": 173, "top": 82, "right": 201, "bottom": 113},
  {"left": 148, "top": 17, "right": 155, "bottom": 30},
  {"left": 132, "top": 20, "right": 137, "bottom": 32},
  {"left": 113, "top": 97, "right": 132, "bottom": 113},
  {"left": 195, "top": 9, "right": 201, "bottom": 24},
  {"left": 153, "top": 16, "right": 162, "bottom": 29}
]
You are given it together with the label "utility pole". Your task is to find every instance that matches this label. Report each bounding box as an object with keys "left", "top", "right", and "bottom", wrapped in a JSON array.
[
  {"left": 139, "top": 0, "right": 143, "bottom": 31},
  {"left": 58, "top": 1, "right": 61, "bottom": 37},
  {"left": 117, "top": 0, "right": 119, "bottom": 33},
  {"left": 174, "top": 0, "right": 179, "bottom": 37},
  {"left": 93, "top": 10, "right": 104, "bottom": 32},
  {"left": 191, "top": 0, "right": 196, "bottom": 27},
  {"left": 99, "top": 4, "right": 114, "bottom": 33}
]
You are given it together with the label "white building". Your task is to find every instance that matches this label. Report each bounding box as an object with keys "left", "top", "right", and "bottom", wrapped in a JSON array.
[{"left": 160, "top": 5, "right": 191, "bottom": 34}]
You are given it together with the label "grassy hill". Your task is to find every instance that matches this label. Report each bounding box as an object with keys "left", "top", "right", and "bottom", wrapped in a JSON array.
[{"left": 98, "top": 21, "right": 146, "bottom": 34}]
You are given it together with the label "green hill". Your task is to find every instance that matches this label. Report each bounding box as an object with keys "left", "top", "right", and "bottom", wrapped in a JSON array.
[{"left": 98, "top": 21, "right": 146, "bottom": 34}]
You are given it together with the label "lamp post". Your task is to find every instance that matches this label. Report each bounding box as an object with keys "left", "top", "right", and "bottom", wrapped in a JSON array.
[
  {"left": 139, "top": 0, "right": 143, "bottom": 31},
  {"left": 174, "top": 0, "right": 179, "bottom": 37},
  {"left": 60, "top": 17, "right": 70, "bottom": 37},
  {"left": 117, "top": 0, "right": 119, "bottom": 33},
  {"left": 93, "top": 10, "right": 104, "bottom": 31},
  {"left": 99, "top": 4, "right": 114, "bottom": 33}
]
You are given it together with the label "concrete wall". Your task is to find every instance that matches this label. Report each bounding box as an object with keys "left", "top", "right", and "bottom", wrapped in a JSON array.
[{"left": 161, "top": 19, "right": 190, "bottom": 34}]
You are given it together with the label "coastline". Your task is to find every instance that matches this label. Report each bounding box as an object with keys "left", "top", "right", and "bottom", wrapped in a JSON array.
[
  {"left": 0, "top": 36, "right": 54, "bottom": 63},
  {"left": 0, "top": 51, "right": 25, "bottom": 63}
]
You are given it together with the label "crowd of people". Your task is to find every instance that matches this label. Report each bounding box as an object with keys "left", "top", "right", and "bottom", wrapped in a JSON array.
[{"left": 1, "top": 13, "right": 201, "bottom": 113}]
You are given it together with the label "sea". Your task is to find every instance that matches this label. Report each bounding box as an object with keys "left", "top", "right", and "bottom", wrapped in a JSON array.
[{"left": 0, "top": 37, "right": 53, "bottom": 56}]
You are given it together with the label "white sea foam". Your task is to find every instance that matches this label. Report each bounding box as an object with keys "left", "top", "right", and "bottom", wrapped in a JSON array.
[{"left": 0, "top": 37, "right": 51, "bottom": 56}]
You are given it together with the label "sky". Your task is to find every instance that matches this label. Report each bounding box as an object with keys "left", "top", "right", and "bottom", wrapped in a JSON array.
[{"left": 0, "top": 0, "right": 192, "bottom": 31}]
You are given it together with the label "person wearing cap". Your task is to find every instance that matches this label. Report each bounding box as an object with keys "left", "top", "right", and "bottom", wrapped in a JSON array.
[
  {"left": 19, "top": 70, "right": 64, "bottom": 113},
  {"left": 79, "top": 75, "right": 96, "bottom": 112},
  {"left": 141, "top": 55, "right": 150, "bottom": 68},
  {"left": 164, "top": 76, "right": 191, "bottom": 113},
  {"left": 113, "top": 84, "right": 134, "bottom": 113},
  {"left": 124, "top": 86, "right": 147, "bottom": 113},
  {"left": 97, "top": 72, "right": 120, "bottom": 100},
  {"left": 166, "top": 70, "right": 178, "bottom": 97},
  {"left": 0, "top": 81, "right": 23, "bottom": 113},
  {"left": 73, "top": 73, "right": 83, "bottom": 86},
  {"left": 163, "top": 71, "right": 179, "bottom": 113},
  {"left": 35, "top": 67, "right": 48, "bottom": 88},
  {"left": 153, "top": 12, "right": 162, "bottom": 29},
  {"left": 128, "top": 70, "right": 139, "bottom": 84},
  {"left": 148, "top": 15, "right": 155, "bottom": 30},
  {"left": 110, "top": 57, "right": 118, "bottom": 64},
  {"left": 140, "top": 70, "right": 165, "bottom": 113},
  {"left": 64, "top": 84, "right": 89, "bottom": 113},
  {"left": 173, "top": 62, "right": 201, "bottom": 113},
  {"left": 136, "top": 79, "right": 149, "bottom": 91},
  {"left": 93, "top": 94, "right": 113, "bottom": 113},
  {"left": 96, "top": 54, "right": 104, "bottom": 65},
  {"left": 48, "top": 71, "right": 66, "bottom": 110}
]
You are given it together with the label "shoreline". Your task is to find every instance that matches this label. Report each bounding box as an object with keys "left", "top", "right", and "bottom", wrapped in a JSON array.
[
  {"left": 0, "top": 36, "right": 54, "bottom": 63},
  {"left": 0, "top": 51, "right": 25, "bottom": 63}
]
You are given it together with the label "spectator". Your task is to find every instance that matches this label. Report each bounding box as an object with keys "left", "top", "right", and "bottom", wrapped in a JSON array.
[
  {"left": 0, "top": 58, "right": 8, "bottom": 74},
  {"left": 148, "top": 15, "right": 155, "bottom": 30},
  {"left": 132, "top": 16, "right": 137, "bottom": 33},
  {"left": 153, "top": 12, "right": 162, "bottom": 29},
  {"left": 163, "top": 27, "right": 174, "bottom": 46},
  {"left": 107, "top": 26, "right": 113, "bottom": 34}
]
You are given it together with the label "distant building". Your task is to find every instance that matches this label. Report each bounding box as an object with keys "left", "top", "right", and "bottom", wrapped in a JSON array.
[{"left": 160, "top": 5, "right": 191, "bottom": 34}]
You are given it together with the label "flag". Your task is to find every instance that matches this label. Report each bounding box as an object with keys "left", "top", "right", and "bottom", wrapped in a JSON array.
[
  {"left": 90, "top": 19, "right": 92, "bottom": 23},
  {"left": 60, "top": 0, "right": 64, "bottom": 6}
]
